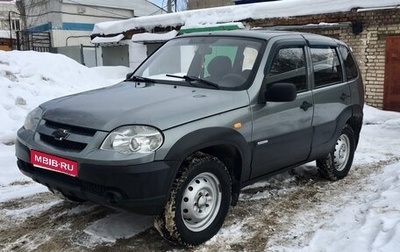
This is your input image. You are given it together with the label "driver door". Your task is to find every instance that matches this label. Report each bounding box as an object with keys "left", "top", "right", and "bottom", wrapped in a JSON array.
[{"left": 251, "top": 42, "right": 314, "bottom": 179}]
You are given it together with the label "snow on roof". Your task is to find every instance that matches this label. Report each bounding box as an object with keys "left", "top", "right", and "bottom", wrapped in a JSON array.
[
  {"left": 91, "top": 34, "right": 124, "bottom": 44},
  {"left": 0, "top": 0, "right": 15, "bottom": 3},
  {"left": 92, "top": 0, "right": 400, "bottom": 35},
  {"left": 180, "top": 22, "right": 245, "bottom": 31},
  {"left": 131, "top": 30, "right": 178, "bottom": 43},
  {"left": 63, "top": 0, "right": 163, "bottom": 17}
]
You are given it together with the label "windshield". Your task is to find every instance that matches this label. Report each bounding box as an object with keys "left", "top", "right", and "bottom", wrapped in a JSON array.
[{"left": 133, "top": 36, "right": 265, "bottom": 90}]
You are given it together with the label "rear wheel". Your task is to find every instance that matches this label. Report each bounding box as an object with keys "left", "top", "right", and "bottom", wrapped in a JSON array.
[
  {"left": 154, "top": 152, "right": 231, "bottom": 246},
  {"left": 317, "top": 125, "right": 355, "bottom": 180}
]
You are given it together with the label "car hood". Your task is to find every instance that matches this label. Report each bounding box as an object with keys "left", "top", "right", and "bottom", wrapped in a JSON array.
[{"left": 40, "top": 82, "right": 250, "bottom": 131}]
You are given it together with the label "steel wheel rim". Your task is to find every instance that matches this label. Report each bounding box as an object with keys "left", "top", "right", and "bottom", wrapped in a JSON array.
[
  {"left": 333, "top": 133, "right": 350, "bottom": 171},
  {"left": 181, "top": 172, "right": 222, "bottom": 232}
]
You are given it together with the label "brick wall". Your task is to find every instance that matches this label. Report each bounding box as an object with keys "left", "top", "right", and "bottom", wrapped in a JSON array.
[{"left": 248, "top": 8, "right": 400, "bottom": 109}]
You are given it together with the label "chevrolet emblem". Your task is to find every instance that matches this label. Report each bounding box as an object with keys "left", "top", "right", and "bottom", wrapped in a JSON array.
[{"left": 52, "top": 129, "right": 70, "bottom": 141}]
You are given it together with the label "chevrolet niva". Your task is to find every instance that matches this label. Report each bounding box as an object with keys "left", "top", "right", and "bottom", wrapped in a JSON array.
[{"left": 16, "top": 30, "right": 364, "bottom": 246}]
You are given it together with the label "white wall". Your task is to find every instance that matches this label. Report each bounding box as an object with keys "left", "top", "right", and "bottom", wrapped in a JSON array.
[
  {"left": 128, "top": 41, "right": 147, "bottom": 70},
  {"left": 25, "top": 0, "right": 135, "bottom": 48},
  {"left": 26, "top": 0, "right": 62, "bottom": 29},
  {"left": 60, "top": 4, "right": 134, "bottom": 24},
  {"left": 51, "top": 30, "right": 91, "bottom": 47},
  {"left": 0, "top": 2, "right": 20, "bottom": 32}
]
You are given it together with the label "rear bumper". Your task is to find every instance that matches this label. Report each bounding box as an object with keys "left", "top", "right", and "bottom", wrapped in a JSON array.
[{"left": 16, "top": 139, "right": 177, "bottom": 215}]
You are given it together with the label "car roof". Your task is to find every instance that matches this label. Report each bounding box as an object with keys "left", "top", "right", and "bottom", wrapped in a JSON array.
[{"left": 176, "top": 29, "right": 343, "bottom": 46}]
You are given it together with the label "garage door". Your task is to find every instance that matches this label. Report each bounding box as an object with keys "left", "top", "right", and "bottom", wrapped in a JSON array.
[{"left": 384, "top": 36, "right": 400, "bottom": 112}]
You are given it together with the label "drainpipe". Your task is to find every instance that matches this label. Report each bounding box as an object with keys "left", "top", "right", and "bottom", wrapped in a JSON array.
[{"left": 8, "top": 11, "right": 12, "bottom": 49}]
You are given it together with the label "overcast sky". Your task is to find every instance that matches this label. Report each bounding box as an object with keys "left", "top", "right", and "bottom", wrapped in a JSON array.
[
  {"left": 149, "top": 0, "right": 165, "bottom": 8},
  {"left": 149, "top": 0, "right": 188, "bottom": 10}
]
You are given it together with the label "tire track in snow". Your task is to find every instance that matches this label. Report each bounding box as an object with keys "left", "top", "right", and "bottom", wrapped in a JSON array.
[{"left": 0, "top": 157, "right": 399, "bottom": 251}]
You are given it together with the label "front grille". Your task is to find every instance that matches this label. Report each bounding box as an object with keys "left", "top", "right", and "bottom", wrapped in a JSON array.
[
  {"left": 36, "top": 119, "right": 97, "bottom": 152},
  {"left": 40, "top": 134, "right": 87, "bottom": 152},
  {"left": 45, "top": 120, "right": 96, "bottom": 136}
]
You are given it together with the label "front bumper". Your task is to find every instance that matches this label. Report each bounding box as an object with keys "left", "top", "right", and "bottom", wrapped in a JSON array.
[{"left": 16, "top": 138, "right": 177, "bottom": 215}]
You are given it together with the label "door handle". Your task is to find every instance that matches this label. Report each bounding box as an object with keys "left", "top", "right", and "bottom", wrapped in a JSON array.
[
  {"left": 340, "top": 93, "right": 351, "bottom": 101},
  {"left": 300, "top": 101, "right": 313, "bottom": 111}
]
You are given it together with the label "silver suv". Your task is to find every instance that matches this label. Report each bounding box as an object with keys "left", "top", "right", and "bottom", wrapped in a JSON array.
[{"left": 16, "top": 30, "right": 364, "bottom": 246}]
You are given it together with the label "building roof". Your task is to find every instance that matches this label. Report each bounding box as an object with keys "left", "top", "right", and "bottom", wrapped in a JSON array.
[
  {"left": 92, "top": 0, "right": 400, "bottom": 35},
  {"left": 63, "top": 0, "right": 164, "bottom": 16}
]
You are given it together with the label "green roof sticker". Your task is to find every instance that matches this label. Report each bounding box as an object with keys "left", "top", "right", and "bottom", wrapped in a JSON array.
[{"left": 180, "top": 23, "right": 244, "bottom": 34}]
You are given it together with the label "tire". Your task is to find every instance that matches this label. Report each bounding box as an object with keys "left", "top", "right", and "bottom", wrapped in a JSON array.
[
  {"left": 316, "top": 125, "right": 355, "bottom": 180},
  {"left": 154, "top": 152, "right": 232, "bottom": 246}
]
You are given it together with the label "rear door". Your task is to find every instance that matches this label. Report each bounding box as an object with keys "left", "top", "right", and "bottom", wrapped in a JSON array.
[
  {"left": 251, "top": 39, "right": 314, "bottom": 179},
  {"left": 307, "top": 40, "right": 351, "bottom": 157}
]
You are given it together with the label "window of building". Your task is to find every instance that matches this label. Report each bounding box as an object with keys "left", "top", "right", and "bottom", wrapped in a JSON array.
[{"left": 11, "top": 19, "right": 20, "bottom": 31}]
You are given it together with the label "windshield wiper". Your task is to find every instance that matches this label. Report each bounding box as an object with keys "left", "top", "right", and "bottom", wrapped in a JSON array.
[
  {"left": 125, "top": 75, "right": 156, "bottom": 83},
  {"left": 166, "top": 74, "right": 220, "bottom": 89}
]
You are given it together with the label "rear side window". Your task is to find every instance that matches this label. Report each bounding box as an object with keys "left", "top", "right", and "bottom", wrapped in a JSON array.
[
  {"left": 267, "top": 47, "right": 307, "bottom": 92},
  {"left": 311, "top": 47, "right": 343, "bottom": 88},
  {"left": 339, "top": 45, "right": 359, "bottom": 80}
]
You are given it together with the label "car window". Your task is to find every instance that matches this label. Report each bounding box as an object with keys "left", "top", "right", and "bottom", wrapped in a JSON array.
[
  {"left": 202, "top": 45, "right": 260, "bottom": 87},
  {"left": 339, "top": 45, "right": 358, "bottom": 80},
  {"left": 203, "top": 46, "right": 238, "bottom": 78},
  {"left": 135, "top": 36, "right": 264, "bottom": 90},
  {"left": 243, "top": 47, "right": 259, "bottom": 71},
  {"left": 311, "top": 47, "right": 343, "bottom": 88},
  {"left": 266, "top": 47, "right": 307, "bottom": 92}
]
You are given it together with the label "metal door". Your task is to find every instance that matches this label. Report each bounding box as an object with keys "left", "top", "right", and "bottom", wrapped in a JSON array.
[
  {"left": 384, "top": 36, "right": 400, "bottom": 112},
  {"left": 102, "top": 45, "right": 129, "bottom": 67}
]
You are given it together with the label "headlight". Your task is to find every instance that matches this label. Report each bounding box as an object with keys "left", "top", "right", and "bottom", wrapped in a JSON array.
[
  {"left": 100, "top": 125, "right": 163, "bottom": 154},
  {"left": 23, "top": 107, "right": 43, "bottom": 131}
]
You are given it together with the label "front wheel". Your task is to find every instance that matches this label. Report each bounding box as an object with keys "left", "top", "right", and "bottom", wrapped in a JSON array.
[
  {"left": 317, "top": 124, "right": 355, "bottom": 180},
  {"left": 154, "top": 152, "right": 232, "bottom": 246}
]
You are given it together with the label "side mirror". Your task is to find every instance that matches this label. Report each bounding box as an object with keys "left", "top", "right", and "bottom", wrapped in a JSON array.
[{"left": 265, "top": 83, "right": 297, "bottom": 102}]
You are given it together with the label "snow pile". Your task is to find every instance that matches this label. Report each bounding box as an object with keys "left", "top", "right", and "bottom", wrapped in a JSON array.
[
  {"left": 301, "top": 162, "right": 400, "bottom": 252},
  {"left": 0, "top": 50, "right": 121, "bottom": 145},
  {"left": 93, "top": 0, "right": 400, "bottom": 35},
  {"left": 0, "top": 50, "right": 130, "bottom": 198},
  {"left": 354, "top": 106, "right": 400, "bottom": 165},
  {"left": 364, "top": 105, "right": 400, "bottom": 129}
]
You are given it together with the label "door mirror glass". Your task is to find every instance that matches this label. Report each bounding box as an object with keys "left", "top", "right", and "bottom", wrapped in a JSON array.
[{"left": 265, "top": 83, "right": 297, "bottom": 102}]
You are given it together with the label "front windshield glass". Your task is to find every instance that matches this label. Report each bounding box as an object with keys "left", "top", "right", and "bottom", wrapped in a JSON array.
[{"left": 133, "top": 36, "right": 265, "bottom": 90}]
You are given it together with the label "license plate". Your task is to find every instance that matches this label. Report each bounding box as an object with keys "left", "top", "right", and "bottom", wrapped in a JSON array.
[{"left": 30, "top": 150, "right": 78, "bottom": 177}]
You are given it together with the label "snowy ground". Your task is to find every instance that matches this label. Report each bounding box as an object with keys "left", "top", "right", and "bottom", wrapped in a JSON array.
[{"left": 1, "top": 50, "right": 400, "bottom": 251}]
